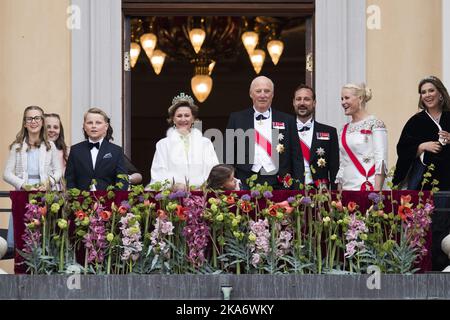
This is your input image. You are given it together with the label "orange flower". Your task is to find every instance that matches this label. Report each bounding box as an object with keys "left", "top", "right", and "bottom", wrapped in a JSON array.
[
  {"left": 347, "top": 201, "right": 357, "bottom": 213},
  {"left": 226, "top": 195, "right": 235, "bottom": 205},
  {"left": 277, "top": 201, "right": 294, "bottom": 214},
  {"left": 268, "top": 204, "right": 280, "bottom": 216},
  {"left": 99, "top": 210, "right": 112, "bottom": 221},
  {"left": 331, "top": 200, "right": 343, "bottom": 211},
  {"left": 240, "top": 201, "right": 252, "bottom": 213},
  {"left": 398, "top": 205, "right": 413, "bottom": 221},
  {"left": 144, "top": 199, "right": 151, "bottom": 207},
  {"left": 75, "top": 210, "right": 87, "bottom": 220},
  {"left": 157, "top": 209, "right": 167, "bottom": 219},
  {"left": 176, "top": 205, "right": 188, "bottom": 221},
  {"left": 268, "top": 201, "right": 293, "bottom": 217},
  {"left": 400, "top": 195, "right": 412, "bottom": 206},
  {"left": 118, "top": 205, "right": 128, "bottom": 215},
  {"left": 38, "top": 206, "right": 47, "bottom": 217}
]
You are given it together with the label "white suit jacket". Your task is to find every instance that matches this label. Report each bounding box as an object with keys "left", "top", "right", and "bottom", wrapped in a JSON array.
[
  {"left": 150, "top": 128, "right": 219, "bottom": 188},
  {"left": 3, "top": 140, "right": 62, "bottom": 190}
]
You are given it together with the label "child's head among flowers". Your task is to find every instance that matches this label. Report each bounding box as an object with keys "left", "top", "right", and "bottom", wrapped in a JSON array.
[{"left": 206, "top": 164, "right": 240, "bottom": 190}]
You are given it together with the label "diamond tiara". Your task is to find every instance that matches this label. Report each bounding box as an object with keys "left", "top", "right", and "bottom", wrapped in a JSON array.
[
  {"left": 172, "top": 92, "right": 194, "bottom": 106},
  {"left": 421, "top": 75, "right": 438, "bottom": 82}
]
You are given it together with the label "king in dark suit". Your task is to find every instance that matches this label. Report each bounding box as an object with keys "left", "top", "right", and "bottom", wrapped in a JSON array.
[
  {"left": 65, "top": 107, "right": 128, "bottom": 191},
  {"left": 225, "top": 76, "right": 304, "bottom": 189},
  {"left": 293, "top": 84, "right": 339, "bottom": 189}
]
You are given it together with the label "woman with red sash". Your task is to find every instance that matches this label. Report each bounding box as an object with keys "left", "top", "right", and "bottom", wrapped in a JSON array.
[{"left": 335, "top": 83, "right": 388, "bottom": 191}]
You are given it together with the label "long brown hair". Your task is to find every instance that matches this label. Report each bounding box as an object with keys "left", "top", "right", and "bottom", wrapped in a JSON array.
[
  {"left": 418, "top": 76, "right": 450, "bottom": 112},
  {"left": 10, "top": 106, "right": 51, "bottom": 151},
  {"left": 44, "top": 113, "right": 69, "bottom": 162}
]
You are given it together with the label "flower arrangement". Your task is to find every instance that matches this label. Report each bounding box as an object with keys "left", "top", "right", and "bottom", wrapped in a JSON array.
[{"left": 17, "top": 169, "right": 435, "bottom": 275}]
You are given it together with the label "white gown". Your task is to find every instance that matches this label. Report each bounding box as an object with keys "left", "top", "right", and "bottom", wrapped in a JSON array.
[
  {"left": 150, "top": 127, "right": 219, "bottom": 188},
  {"left": 335, "top": 115, "right": 388, "bottom": 190}
]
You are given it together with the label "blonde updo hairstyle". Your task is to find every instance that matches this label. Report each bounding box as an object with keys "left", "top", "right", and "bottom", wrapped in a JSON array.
[{"left": 343, "top": 82, "right": 372, "bottom": 108}]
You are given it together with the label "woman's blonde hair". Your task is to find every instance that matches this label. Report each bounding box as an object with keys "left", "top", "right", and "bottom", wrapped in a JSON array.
[{"left": 343, "top": 83, "right": 373, "bottom": 105}]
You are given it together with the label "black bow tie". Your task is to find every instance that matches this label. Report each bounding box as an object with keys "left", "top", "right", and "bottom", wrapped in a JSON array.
[
  {"left": 88, "top": 142, "right": 100, "bottom": 150},
  {"left": 298, "top": 126, "right": 311, "bottom": 132},
  {"left": 255, "top": 114, "right": 268, "bottom": 121}
]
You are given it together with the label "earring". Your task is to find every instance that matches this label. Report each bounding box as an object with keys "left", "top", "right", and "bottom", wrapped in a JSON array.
[{"left": 439, "top": 96, "right": 443, "bottom": 101}]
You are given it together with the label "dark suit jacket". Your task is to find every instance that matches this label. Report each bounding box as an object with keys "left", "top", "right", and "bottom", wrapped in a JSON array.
[
  {"left": 306, "top": 121, "right": 339, "bottom": 189},
  {"left": 225, "top": 108, "right": 304, "bottom": 188},
  {"left": 65, "top": 140, "right": 128, "bottom": 190}
]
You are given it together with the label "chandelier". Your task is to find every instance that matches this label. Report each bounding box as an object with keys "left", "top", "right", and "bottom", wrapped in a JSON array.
[{"left": 130, "top": 16, "right": 289, "bottom": 103}]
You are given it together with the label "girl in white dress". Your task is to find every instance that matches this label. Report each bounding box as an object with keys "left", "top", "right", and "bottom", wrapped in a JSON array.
[{"left": 335, "top": 83, "right": 388, "bottom": 191}]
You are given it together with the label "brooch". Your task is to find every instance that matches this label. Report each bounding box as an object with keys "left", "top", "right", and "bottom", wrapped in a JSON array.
[
  {"left": 276, "top": 144, "right": 285, "bottom": 154},
  {"left": 317, "top": 158, "right": 327, "bottom": 168},
  {"left": 316, "top": 147, "right": 325, "bottom": 156}
]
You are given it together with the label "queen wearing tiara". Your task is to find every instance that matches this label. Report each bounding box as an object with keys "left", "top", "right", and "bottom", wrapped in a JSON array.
[{"left": 149, "top": 93, "right": 219, "bottom": 190}]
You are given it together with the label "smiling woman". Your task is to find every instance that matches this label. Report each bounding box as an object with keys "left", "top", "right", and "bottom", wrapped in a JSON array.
[
  {"left": 3, "top": 106, "right": 62, "bottom": 191},
  {"left": 44, "top": 113, "right": 69, "bottom": 172},
  {"left": 336, "top": 83, "right": 388, "bottom": 191},
  {"left": 393, "top": 76, "right": 450, "bottom": 191},
  {"left": 149, "top": 93, "right": 219, "bottom": 190}
]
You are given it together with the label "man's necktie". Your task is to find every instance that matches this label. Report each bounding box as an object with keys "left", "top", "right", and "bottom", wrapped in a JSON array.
[{"left": 89, "top": 142, "right": 100, "bottom": 150}]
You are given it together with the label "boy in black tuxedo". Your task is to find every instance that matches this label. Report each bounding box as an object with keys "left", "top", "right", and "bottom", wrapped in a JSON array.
[
  {"left": 293, "top": 84, "right": 339, "bottom": 189},
  {"left": 225, "top": 76, "right": 304, "bottom": 189},
  {"left": 65, "top": 107, "right": 128, "bottom": 190}
]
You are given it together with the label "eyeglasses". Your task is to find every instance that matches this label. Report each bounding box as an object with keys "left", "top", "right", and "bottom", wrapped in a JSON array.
[{"left": 24, "top": 116, "right": 43, "bottom": 123}]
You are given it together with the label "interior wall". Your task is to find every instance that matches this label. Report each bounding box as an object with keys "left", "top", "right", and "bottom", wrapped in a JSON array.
[
  {"left": 366, "top": 0, "right": 442, "bottom": 170},
  {"left": 0, "top": 0, "right": 71, "bottom": 273}
]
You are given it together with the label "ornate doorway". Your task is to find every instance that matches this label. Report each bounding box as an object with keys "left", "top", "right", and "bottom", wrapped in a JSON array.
[{"left": 122, "top": 1, "right": 315, "bottom": 184}]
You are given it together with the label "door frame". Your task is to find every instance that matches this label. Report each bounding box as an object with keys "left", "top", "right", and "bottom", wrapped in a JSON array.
[{"left": 121, "top": 0, "right": 316, "bottom": 157}]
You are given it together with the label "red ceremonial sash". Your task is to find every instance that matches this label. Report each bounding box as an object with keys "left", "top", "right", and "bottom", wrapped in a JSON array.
[
  {"left": 342, "top": 124, "right": 375, "bottom": 191},
  {"left": 299, "top": 138, "right": 310, "bottom": 163},
  {"left": 255, "top": 130, "right": 272, "bottom": 157}
]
